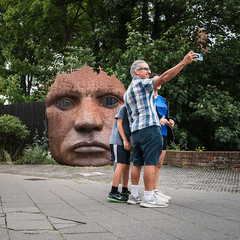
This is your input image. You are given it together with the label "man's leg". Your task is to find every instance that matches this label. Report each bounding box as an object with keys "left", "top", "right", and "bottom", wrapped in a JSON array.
[
  {"left": 127, "top": 165, "right": 142, "bottom": 204},
  {"left": 139, "top": 126, "right": 168, "bottom": 207},
  {"left": 128, "top": 131, "right": 143, "bottom": 204},
  {"left": 140, "top": 163, "right": 168, "bottom": 207},
  {"left": 144, "top": 165, "right": 157, "bottom": 191},
  {"left": 131, "top": 165, "right": 142, "bottom": 185}
]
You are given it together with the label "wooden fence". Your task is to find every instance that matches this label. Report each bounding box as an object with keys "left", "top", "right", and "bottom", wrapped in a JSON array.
[{"left": 0, "top": 101, "right": 46, "bottom": 145}]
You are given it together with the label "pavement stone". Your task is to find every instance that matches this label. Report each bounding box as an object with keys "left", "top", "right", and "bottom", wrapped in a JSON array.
[{"left": 0, "top": 164, "right": 239, "bottom": 240}]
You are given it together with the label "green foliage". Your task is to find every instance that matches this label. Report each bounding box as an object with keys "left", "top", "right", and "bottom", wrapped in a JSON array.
[
  {"left": 0, "top": 150, "right": 13, "bottom": 164},
  {"left": 0, "top": 114, "right": 29, "bottom": 139},
  {"left": 58, "top": 46, "right": 96, "bottom": 72},
  {"left": 195, "top": 146, "right": 205, "bottom": 152},
  {"left": 112, "top": 27, "right": 189, "bottom": 87},
  {"left": 0, "top": 114, "right": 30, "bottom": 158},
  {"left": 32, "top": 123, "right": 49, "bottom": 150},
  {"left": 168, "top": 142, "right": 187, "bottom": 151},
  {"left": 0, "top": 0, "right": 91, "bottom": 103},
  {"left": 14, "top": 124, "right": 56, "bottom": 165},
  {"left": 0, "top": 75, "right": 31, "bottom": 104},
  {"left": 16, "top": 145, "right": 56, "bottom": 165},
  {"left": 0, "top": 0, "right": 239, "bottom": 151},
  {"left": 188, "top": 82, "right": 240, "bottom": 151}
]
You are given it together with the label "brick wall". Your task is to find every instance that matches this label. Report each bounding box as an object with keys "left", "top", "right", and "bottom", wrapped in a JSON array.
[{"left": 164, "top": 151, "right": 240, "bottom": 171}]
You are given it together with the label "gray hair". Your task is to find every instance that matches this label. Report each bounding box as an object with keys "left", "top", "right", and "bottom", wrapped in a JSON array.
[{"left": 130, "top": 60, "right": 146, "bottom": 78}]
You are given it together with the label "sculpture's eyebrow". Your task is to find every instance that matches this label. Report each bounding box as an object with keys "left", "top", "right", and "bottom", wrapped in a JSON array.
[
  {"left": 93, "top": 87, "right": 123, "bottom": 98},
  {"left": 46, "top": 87, "right": 81, "bottom": 107},
  {"left": 53, "top": 88, "right": 81, "bottom": 97},
  {"left": 46, "top": 84, "right": 124, "bottom": 106}
]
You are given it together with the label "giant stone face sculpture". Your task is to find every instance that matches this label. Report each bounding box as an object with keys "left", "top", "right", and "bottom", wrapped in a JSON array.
[{"left": 46, "top": 66, "right": 126, "bottom": 166}]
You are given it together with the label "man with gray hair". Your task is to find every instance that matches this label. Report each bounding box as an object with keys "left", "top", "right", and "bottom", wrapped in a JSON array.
[{"left": 124, "top": 51, "right": 197, "bottom": 208}]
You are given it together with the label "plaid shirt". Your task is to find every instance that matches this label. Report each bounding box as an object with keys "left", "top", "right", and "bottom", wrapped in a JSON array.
[{"left": 124, "top": 77, "right": 160, "bottom": 133}]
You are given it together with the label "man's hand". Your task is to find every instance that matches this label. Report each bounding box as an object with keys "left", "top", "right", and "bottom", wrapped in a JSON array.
[{"left": 182, "top": 51, "right": 198, "bottom": 65}]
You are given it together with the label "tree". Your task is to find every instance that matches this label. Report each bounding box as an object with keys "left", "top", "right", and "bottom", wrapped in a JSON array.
[
  {"left": 0, "top": 0, "right": 93, "bottom": 103},
  {"left": 0, "top": 0, "right": 239, "bottom": 150}
]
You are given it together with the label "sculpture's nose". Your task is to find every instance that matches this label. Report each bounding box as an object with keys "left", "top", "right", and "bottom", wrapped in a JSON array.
[{"left": 74, "top": 97, "right": 104, "bottom": 133}]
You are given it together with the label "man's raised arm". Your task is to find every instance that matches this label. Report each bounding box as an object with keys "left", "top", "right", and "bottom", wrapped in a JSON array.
[{"left": 154, "top": 51, "right": 198, "bottom": 88}]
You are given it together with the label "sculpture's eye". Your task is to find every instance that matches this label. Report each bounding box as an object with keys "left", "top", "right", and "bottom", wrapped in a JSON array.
[
  {"left": 101, "top": 96, "right": 119, "bottom": 108},
  {"left": 56, "top": 99, "right": 74, "bottom": 109}
]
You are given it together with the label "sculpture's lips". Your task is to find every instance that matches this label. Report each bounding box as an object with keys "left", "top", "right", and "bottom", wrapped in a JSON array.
[{"left": 72, "top": 142, "right": 109, "bottom": 153}]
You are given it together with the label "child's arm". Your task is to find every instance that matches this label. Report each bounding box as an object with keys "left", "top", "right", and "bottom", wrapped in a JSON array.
[{"left": 117, "top": 118, "right": 130, "bottom": 151}]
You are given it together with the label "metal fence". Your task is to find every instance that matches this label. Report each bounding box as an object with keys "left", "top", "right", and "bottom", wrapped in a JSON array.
[{"left": 0, "top": 101, "right": 46, "bottom": 145}]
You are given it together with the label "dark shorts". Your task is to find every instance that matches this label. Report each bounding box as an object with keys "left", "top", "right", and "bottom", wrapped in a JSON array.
[
  {"left": 110, "top": 144, "right": 130, "bottom": 165},
  {"left": 162, "top": 135, "right": 168, "bottom": 150},
  {"left": 132, "top": 125, "right": 163, "bottom": 166}
]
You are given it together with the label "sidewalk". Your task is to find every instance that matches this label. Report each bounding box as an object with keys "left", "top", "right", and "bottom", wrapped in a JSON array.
[{"left": 0, "top": 165, "right": 239, "bottom": 240}]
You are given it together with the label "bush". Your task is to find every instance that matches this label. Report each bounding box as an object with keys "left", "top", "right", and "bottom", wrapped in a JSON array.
[
  {"left": 0, "top": 150, "right": 13, "bottom": 164},
  {"left": 0, "top": 114, "right": 30, "bottom": 159},
  {"left": 16, "top": 145, "right": 56, "bottom": 165},
  {"left": 14, "top": 123, "right": 57, "bottom": 165}
]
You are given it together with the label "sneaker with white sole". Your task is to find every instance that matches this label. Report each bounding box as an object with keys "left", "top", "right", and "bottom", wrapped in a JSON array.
[
  {"left": 127, "top": 194, "right": 141, "bottom": 204},
  {"left": 140, "top": 194, "right": 168, "bottom": 208},
  {"left": 154, "top": 192, "right": 169, "bottom": 203},
  {"left": 155, "top": 190, "right": 171, "bottom": 201}
]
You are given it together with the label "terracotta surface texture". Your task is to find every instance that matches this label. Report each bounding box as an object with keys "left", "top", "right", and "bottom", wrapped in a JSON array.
[{"left": 46, "top": 66, "right": 126, "bottom": 166}]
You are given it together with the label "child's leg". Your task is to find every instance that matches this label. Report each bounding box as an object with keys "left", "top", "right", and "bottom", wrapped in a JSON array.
[
  {"left": 112, "top": 163, "right": 126, "bottom": 188},
  {"left": 108, "top": 162, "right": 129, "bottom": 202},
  {"left": 122, "top": 164, "right": 130, "bottom": 188}
]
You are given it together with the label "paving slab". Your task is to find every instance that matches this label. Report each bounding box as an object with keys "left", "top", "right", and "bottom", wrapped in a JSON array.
[{"left": 0, "top": 165, "right": 239, "bottom": 240}]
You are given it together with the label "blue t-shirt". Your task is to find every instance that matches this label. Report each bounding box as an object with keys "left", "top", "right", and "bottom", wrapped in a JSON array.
[
  {"left": 110, "top": 105, "right": 131, "bottom": 146},
  {"left": 155, "top": 95, "right": 168, "bottom": 136}
]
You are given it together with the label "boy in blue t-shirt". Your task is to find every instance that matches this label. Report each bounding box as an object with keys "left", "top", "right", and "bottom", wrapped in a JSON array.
[{"left": 108, "top": 105, "right": 131, "bottom": 203}]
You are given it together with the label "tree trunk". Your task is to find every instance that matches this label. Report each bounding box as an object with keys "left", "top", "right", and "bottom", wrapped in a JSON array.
[
  {"left": 152, "top": 0, "right": 161, "bottom": 39},
  {"left": 62, "top": 3, "right": 69, "bottom": 48},
  {"left": 141, "top": 0, "right": 149, "bottom": 34}
]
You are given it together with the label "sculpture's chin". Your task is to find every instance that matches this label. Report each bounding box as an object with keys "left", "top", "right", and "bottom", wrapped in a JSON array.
[{"left": 53, "top": 151, "right": 112, "bottom": 167}]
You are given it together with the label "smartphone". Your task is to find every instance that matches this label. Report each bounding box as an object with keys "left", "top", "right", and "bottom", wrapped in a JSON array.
[{"left": 195, "top": 53, "right": 203, "bottom": 61}]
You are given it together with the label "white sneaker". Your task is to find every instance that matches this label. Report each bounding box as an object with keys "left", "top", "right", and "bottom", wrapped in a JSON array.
[
  {"left": 155, "top": 190, "right": 171, "bottom": 201},
  {"left": 127, "top": 194, "right": 141, "bottom": 204},
  {"left": 154, "top": 191, "right": 169, "bottom": 203},
  {"left": 140, "top": 194, "right": 168, "bottom": 208}
]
